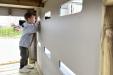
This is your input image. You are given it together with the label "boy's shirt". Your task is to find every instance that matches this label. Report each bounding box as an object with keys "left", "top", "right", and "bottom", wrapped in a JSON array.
[{"left": 19, "top": 22, "right": 38, "bottom": 48}]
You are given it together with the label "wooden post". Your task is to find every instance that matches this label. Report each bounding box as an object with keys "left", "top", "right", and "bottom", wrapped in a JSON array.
[{"left": 102, "top": 6, "right": 113, "bottom": 75}]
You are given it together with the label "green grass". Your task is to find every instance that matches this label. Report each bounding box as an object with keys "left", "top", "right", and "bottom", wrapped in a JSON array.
[{"left": 0, "top": 26, "right": 21, "bottom": 38}]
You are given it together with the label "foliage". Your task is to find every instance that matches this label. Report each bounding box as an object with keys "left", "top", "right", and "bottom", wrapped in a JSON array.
[{"left": 0, "top": 26, "right": 21, "bottom": 38}]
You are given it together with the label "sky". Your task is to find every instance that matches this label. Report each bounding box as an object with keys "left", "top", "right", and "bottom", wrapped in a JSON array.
[{"left": 0, "top": 16, "right": 24, "bottom": 26}]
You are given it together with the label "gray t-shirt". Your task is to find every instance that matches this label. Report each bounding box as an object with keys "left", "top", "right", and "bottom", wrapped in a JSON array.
[{"left": 19, "top": 22, "right": 38, "bottom": 48}]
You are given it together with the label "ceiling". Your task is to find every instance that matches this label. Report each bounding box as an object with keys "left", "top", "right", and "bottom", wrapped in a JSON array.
[{"left": 0, "top": 0, "right": 44, "bottom": 7}]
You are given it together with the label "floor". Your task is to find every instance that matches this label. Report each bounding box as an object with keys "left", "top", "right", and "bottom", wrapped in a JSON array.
[
  {"left": 0, "top": 63, "right": 39, "bottom": 75},
  {"left": 0, "top": 38, "right": 20, "bottom": 64},
  {"left": 0, "top": 38, "right": 40, "bottom": 75}
]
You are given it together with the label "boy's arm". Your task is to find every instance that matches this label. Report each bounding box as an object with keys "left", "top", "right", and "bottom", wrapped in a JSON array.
[
  {"left": 25, "top": 21, "right": 41, "bottom": 34},
  {"left": 25, "top": 24, "right": 38, "bottom": 34},
  {"left": 15, "top": 26, "right": 22, "bottom": 32}
]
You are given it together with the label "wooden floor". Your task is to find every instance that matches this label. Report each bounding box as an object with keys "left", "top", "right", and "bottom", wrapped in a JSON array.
[{"left": 0, "top": 63, "right": 40, "bottom": 75}]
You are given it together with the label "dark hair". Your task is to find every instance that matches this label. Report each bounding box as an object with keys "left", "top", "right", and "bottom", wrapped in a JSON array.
[{"left": 24, "top": 12, "right": 36, "bottom": 20}]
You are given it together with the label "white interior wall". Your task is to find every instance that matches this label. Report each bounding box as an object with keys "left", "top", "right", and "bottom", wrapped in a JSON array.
[
  {"left": 12, "top": 8, "right": 27, "bottom": 16},
  {"left": 37, "top": 0, "right": 103, "bottom": 75},
  {"left": 0, "top": 7, "right": 27, "bottom": 16},
  {"left": 0, "top": 7, "right": 9, "bottom": 16}
]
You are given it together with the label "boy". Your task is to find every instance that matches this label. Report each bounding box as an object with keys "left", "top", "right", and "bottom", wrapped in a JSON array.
[{"left": 19, "top": 12, "right": 39, "bottom": 73}]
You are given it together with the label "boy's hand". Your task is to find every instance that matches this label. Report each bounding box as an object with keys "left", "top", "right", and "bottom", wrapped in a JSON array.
[{"left": 15, "top": 26, "right": 21, "bottom": 32}]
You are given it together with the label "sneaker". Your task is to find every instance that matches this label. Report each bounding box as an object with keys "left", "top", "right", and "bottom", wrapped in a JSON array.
[
  {"left": 25, "top": 64, "right": 34, "bottom": 69},
  {"left": 19, "top": 67, "right": 31, "bottom": 73}
]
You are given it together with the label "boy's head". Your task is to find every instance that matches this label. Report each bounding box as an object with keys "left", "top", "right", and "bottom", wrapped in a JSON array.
[{"left": 24, "top": 12, "right": 36, "bottom": 24}]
